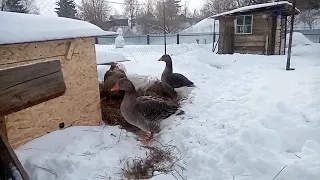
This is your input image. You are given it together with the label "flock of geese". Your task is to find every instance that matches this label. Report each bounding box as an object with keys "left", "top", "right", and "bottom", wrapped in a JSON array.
[{"left": 101, "top": 54, "right": 195, "bottom": 143}]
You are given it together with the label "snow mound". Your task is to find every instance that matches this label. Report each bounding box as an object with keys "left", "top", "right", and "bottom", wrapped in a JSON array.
[
  {"left": 286, "top": 32, "right": 313, "bottom": 47},
  {"left": 0, "top": 11, "right": 117, "bottom": 45},
  {"left": 181, "top": 18, "right": 219, "bottom": 33}
]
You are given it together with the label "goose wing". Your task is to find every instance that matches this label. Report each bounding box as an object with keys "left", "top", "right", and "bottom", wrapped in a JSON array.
[
  {"left": 165, "top": 73, "right": 194, "bottom": 88},
  {"left": 136, "top": 96, "right": 178, "bottom": 122}
]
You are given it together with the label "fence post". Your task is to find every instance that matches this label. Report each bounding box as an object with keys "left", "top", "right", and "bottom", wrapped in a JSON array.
[
  {"left": 177, "top": 34, "right": 180, "bottom": 44},
  {"left": 147, "top": 35, "right": 150, "bottom": 45}
]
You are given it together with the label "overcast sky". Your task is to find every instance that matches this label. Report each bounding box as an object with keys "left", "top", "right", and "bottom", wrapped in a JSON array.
[{"left": 37, "top": 0, "right": 205, "bottom": 16}]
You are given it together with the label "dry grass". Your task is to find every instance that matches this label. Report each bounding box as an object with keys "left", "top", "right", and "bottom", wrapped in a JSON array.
[{"left": 121, "top": 142, "right": 186, "bottom": 180}]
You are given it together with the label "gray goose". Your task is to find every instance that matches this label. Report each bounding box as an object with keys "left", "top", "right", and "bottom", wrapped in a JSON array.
[
  {"left": 158, "top": 54, "right": 195, "bottom": 99},
  {"left": 111, "top": 77, "right": 180, "bottom": 142}
]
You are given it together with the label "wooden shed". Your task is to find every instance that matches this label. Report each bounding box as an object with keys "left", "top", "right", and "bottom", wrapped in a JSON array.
[
  {"left": 0, "top": 11, "right": 117, "bottom": 148},
  {"left": 210, "top": 1, "right": 300, "bottom": 55}
]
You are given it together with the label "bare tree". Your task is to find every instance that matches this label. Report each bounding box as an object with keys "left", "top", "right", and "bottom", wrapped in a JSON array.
[
  {"left": 135, "top": 0, "right": 156, "bottom": 34},
  {"left": 200, "top": 0, "right": 237, "bottom": 18},
  {"left": 152, "top": 0, "right": 182, "bottom": 33},
  {"left": 297, "top": 9, "right": 320, "bottom": 29},
  {"left": 78, "top": 0, "right": 111, "bottom": 28},
  {"left": 24, "top": 0, "right": 39, "bottom": 14},
  {"left": 1, "top": 0, "right": 5, "bottom": 11},
  {"left": 182, "top": 0, "right": 191, "bottom": 17},
  {"left": 123, "top": 0, "right": 139, "bottom": 29}
]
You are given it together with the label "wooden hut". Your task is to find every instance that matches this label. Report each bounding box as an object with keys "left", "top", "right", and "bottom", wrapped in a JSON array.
[
  {"left": 210, "top": 1, "right": 300, "bottom": 55},
  {"left": 0, "top": 11, "right": 117, "bottom": 148}
]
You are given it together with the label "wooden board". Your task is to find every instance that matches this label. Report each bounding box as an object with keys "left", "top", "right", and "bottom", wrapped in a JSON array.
[
  {"left": 0, "top": 116, "right": 6, "bottom": 137},
  {"left": 0, "top": 60, "right": 66, "bottom": 116},
  {"left": 234, "top": 35, "right": 266, "bottom": 42},
  {"left": 234, "top": 41, "right": 265, "bottom": 47},
  {"left": 0, "top": 130, "right": 30, "bottom": 180}
]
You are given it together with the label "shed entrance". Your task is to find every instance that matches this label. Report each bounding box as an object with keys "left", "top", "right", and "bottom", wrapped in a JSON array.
[{"left": 223, "top": 26, "right": 234, "bottom": 54}]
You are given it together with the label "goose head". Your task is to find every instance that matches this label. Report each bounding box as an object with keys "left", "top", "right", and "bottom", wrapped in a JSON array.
[
  {"left": 158, "top": 54, "right": 172, "bottom": 63},
  {"left": 111, "top": 78, "right": 135, "bottom": 92}
]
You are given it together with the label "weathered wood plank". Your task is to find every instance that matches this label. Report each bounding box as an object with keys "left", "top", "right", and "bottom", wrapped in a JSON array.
[
  {"left": 234, "top": 50, "right": 265, "bottom": 55},
  {"left": 66, "top": 41, "right": 76, "bottom": 60},
  {"left": 0, "top": 130, "right": 30, "bottom": 180},
  {"left": 234, "top": 35, "right": 266, "bottom": 42},
  {"left": 0, "top": 61, "right": 66, "bottom": 116},
  {"left": 234, "top": 46, "right": 266, "bottom": 52},
  {"left": 234, "top": 41, "right": 265, "bottom": 47},
  {"left": 0, "top": 117, "right": 6, "bottom": 137},
  {"left": 0, "top": 60, "right": 61, "bottom": 91}
]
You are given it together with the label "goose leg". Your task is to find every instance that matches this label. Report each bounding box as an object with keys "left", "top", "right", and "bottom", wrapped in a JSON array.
[{"left": 140, "top": 132, "right": 154, "bottom": 143}]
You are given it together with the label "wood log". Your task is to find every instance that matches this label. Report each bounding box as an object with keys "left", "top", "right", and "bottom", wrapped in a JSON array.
[
  {"left": 0, "top": 60, "right": 66, "bottom": 116},
  {"left": 0, "top": 129, "right": 30, "bottom": 180}
]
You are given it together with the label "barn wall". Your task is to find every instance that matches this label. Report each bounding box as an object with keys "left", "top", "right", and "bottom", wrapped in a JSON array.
[
  {"left": 274, "top": 15, "right": 282, "bottom": 54},
  {"left": 218, "top": 12, "right": 270, "bottom": 55},
  {"left": 0, "top": 37, "right": 102, "bottom": 148},
  {"left": 234, "top": 12, "right": 269, "bottom": 55}
]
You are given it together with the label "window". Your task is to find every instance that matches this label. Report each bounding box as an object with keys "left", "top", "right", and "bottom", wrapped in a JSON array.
[{"left": 235, "top": 15, "right": 253, "bottom": 34}]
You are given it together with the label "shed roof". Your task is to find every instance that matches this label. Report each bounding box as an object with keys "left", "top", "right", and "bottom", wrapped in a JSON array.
[
  {"left": 0, "top": 11, "right": 117, "bottom": 45},
  {"left": 209, "top": 1, "right": 300, "bottom": 19}
]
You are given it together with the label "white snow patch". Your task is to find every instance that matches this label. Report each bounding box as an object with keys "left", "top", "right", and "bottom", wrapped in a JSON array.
[
  {"left": 0, "top": 11, "right": 117, "bottom": 45},
  {"left": 181, "top": 18, "right": 219, "bottom": 33},
  {"left": 15, "top": 42, "right": 320, "bottom": 180},
  {"left": 210, "top": 1, "right": 300, "bottom": 19},
  {"left": 286, "top": 32, "right": 313, "bottom": 47}
]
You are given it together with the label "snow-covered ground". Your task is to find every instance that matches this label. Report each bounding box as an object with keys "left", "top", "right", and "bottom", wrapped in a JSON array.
[{"left": 15, "top": 38, "right": 320, "bottom": 179}]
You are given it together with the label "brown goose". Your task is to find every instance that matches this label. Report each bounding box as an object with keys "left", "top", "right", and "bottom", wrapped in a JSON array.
[
  {"left": 111, "top": 77, "right": 180, "bottom": 142},
  {"left": 102, "top": 69, "right": 127, "bottom": 97},
  {"left": 158, "top": 54, "right": 195, "bottom": 99}
]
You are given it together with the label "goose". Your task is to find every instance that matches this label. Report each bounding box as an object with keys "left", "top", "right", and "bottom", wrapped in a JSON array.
[
  {"left": 111, "top": 77, "right": 180, "bottom": 142},
  {"left": 158, "top": 54, "right": 195, "bottom": 100}
]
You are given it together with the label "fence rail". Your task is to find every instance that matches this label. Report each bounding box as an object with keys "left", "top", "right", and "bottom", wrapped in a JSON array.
[
  {"left": 97, "top": 30, "right": 320, "bottom": 45},
  {"left": 97, "top": 33, "right": 219, "bottom": 45}
]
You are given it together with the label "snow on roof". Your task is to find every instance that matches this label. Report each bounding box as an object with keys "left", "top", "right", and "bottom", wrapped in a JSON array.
[
  {"left": 0, "top": 11, "right": 117, "bottom": 45},
  {"left": 209, "top": 1, "right": 300, "bottom": 19}
]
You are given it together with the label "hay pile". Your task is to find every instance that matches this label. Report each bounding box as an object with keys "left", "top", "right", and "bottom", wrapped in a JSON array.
[{"left": 122, "top": 143, "right": 184, "bottom": 179}]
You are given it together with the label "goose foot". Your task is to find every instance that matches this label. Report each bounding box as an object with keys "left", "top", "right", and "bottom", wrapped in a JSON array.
[{"left": 140, "top": 132, "right": 154, "bottom": 143}]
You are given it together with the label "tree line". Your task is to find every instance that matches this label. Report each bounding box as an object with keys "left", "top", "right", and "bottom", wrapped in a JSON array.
[{"left": 1, "top": 0, "right": 320, "bottom": 32}]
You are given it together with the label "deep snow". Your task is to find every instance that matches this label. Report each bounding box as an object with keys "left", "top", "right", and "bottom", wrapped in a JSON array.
[
  {"left": 15, "top": 41, "right": 320, "bottom": 180},
  {"left": 0, "top": 11, "right": 116, "bottom": 45}
]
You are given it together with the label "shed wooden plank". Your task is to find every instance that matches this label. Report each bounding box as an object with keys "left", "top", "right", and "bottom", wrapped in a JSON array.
[
  {"left": 0, "top": 61, "right": 66, "bottom": 116},
  {"left": 234, "top": 35, "right": 266, "bottom": 42},
  {"left": 66, "top": 41, "right": 76, "bottom": 60},
  {"left": 0, "top": 39, "right": 72, "bottom": 65},
  {"left": 234, "top": 50, "right": 265, "bottom": 55},
  {"left": 0, "top": 117, "right": 6, "bottom": 137},
  {"left": 0, "top": 130, "right": 30, "bottom": 180},
  {"left": 234, "top": 41, "right": 265, "bottom": 47},
  {"left": 0, "top": 60, "right": 61, "bottom": 91}
]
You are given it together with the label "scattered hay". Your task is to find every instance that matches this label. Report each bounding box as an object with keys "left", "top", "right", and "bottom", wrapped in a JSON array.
[{"left": 122, "top": 142, "right": 186, "bottom": 180}]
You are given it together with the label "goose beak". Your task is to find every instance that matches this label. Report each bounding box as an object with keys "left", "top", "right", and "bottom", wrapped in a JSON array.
[
  {"left": 158, "top": 58, "right": 163, "bottom": 61},
  {"left": 111, "top": 83, "right": 120, "bottom": 91}
]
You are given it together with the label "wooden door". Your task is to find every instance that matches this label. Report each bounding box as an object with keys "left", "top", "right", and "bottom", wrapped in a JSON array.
[{"left": 223, "top": 26, "right": 234, "bottom": 54}]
